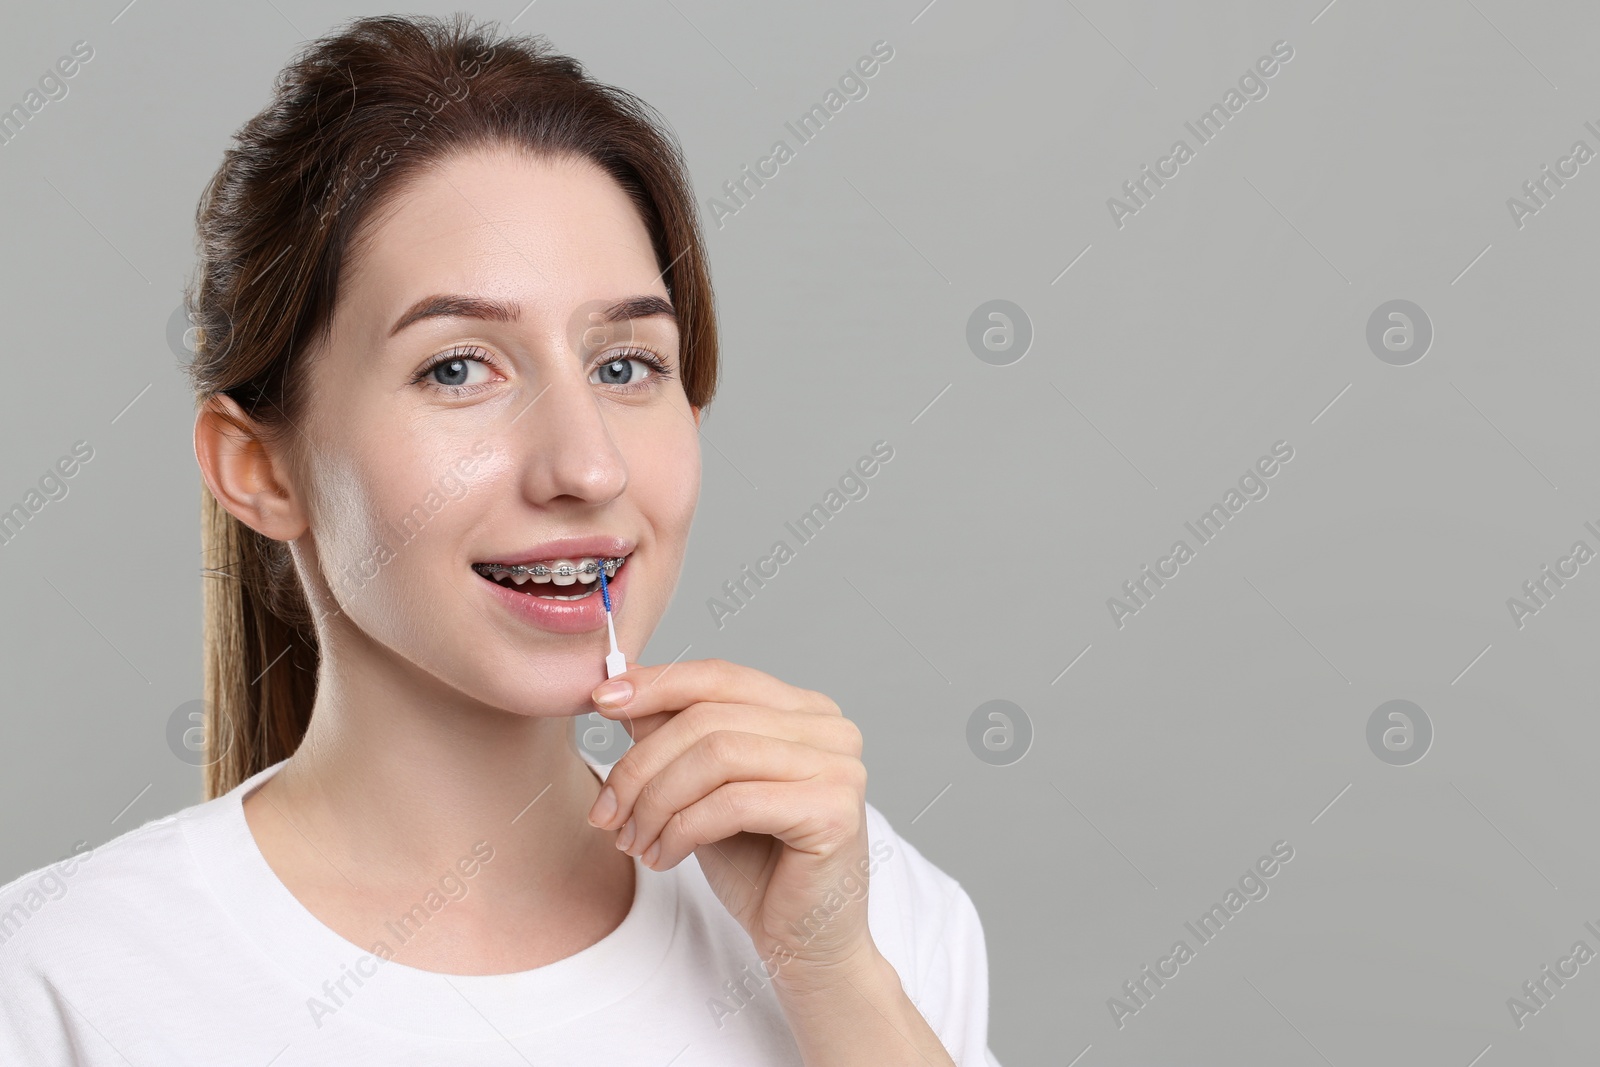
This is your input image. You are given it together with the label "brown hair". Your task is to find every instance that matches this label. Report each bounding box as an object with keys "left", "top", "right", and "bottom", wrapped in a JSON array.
[{"left": 184, "top": 13, "right": 718, "bottom": 800}]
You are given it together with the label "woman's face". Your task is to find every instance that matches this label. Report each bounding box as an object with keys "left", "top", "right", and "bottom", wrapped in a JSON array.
[{"left": 286, "top": 146, "right": 701, "bottom": 715}]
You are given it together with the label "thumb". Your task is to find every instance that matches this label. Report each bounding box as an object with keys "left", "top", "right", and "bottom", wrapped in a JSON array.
[{"left": 601, "top": 659, "right": 674, "bottom": 744}]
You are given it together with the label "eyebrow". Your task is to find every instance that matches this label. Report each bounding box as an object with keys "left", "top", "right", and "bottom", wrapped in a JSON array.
[{"left": 388, "top": 293, "right": 676, "bottom": 337}]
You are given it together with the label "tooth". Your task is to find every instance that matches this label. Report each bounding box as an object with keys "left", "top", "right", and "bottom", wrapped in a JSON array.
[
  {"left": 535, "top": 586, "right": 597, "bottom": 601},
  {"left": 481, "top": 556, "right": 623, "bottom": 589}
]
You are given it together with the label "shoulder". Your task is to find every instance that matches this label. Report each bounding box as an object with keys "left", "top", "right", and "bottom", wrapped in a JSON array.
[
  {"left": 0, "top": 795, "right": 220, "bottom": 967},
  {"left": 0, "top": 783, "right": 287, "bottom": 1061},
  {"left": 861, "top": 800, "right": 970, "bottom": 988},
  {"left": 862, "top": 801, "right": 1000, "bottom": 1065},
  {"left": 862, "top": 798, "right": 962, "bottom": 909},
  {"left": 0, "top": 809, "right": 198, "bottom": 1057}
]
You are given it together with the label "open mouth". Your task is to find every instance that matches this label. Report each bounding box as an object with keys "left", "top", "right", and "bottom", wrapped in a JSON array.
[{"left": 471, "top": 556, "right": 628, "bottom": 602}]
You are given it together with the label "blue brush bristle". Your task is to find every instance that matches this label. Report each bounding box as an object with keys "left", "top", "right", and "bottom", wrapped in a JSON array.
[{"left": 598, "top": 564, "right": 612, "bottom": 612}]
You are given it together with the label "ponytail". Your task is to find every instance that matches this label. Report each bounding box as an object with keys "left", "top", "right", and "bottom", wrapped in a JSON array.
[{"left": 199, "top": 485, "right": 317, "bottom": 798}]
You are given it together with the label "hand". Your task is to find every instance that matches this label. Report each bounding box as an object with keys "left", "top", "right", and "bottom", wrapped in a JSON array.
[{"left": 585, "top": 657, "right": 878, "bottom": 978}]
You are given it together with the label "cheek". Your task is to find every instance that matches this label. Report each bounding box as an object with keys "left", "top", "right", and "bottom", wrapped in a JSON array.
[
  {"left": 626, "top": 415, "right": 701, "bottom": 532},
  {"left": 310, "top": 442, "right": 475, "bottom": 586},
  {"left": 312, "top": 459, "right": 382, "bottom": 564}
]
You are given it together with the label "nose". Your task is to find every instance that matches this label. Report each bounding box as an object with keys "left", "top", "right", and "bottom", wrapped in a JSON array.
[{"left": 513, "top": 367, "right": 628, "bottom": 507}]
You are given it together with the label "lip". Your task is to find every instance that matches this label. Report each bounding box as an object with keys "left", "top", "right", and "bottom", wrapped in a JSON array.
[
  {"left": 473, "top": 541, "right": 633, "bottom": 635},
  {"left": 474, "top": 535, "right": 637, "bottom": 568}
]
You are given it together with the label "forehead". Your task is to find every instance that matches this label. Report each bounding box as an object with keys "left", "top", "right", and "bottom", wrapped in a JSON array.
[{"left": 341, "top": 146, "right": 666, "bottom": 335}]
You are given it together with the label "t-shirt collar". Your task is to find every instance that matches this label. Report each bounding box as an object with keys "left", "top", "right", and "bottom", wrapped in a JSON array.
[{"left": 181, "top": 756, "right": 677, "bottom": 1039}]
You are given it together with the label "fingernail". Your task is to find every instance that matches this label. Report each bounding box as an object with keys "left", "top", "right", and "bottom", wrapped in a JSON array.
[
  {"left": 593, "top": 680, "right": 633, "bottom": 708},
  {"left": 642, "top": 840, "right": 661, "bottom": 868},
  {"left": 616, "top": 817, "right": 636, "bottom": 852},
  {"left": 589, "top": 785, "right": 616, "bottom": 828}
]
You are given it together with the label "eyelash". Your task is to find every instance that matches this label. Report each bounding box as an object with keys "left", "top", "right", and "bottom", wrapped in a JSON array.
[{"left": 410, "top": 346, "right": 674, "bottom": 396}]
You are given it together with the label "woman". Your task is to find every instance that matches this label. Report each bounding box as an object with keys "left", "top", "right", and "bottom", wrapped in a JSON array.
[{"left": 0, "top": 14, "right": 997, "bottom": 1065}]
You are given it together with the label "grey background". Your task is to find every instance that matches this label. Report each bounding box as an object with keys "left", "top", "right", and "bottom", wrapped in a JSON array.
[{"left": 2, "top": 0, "right": 1597, "bottom": 1062}]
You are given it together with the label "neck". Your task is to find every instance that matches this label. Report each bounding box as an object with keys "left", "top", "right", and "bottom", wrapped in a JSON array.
[{"left": 263, "top": 637, "right": 611, "bottom": 904}]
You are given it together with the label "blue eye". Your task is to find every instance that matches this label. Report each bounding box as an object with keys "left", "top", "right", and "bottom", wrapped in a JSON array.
[
  {"left": 590, "top": 349, "right": 673, "bottom": 390},
  {"left": 427, "top": 355, "right": 491, "bottom": 387},
  {"left": 412, "top": 348, "right": 499, "bottom": 395}
]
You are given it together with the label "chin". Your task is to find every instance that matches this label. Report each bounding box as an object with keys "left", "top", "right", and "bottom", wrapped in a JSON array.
[{"left": 472, "top": 654, "right": 613, "bottom": 720}]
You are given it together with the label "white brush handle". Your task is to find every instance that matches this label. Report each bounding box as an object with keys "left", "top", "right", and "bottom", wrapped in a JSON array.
[{"left": 605, "top": 613, "right": 627, "bottom": 679}]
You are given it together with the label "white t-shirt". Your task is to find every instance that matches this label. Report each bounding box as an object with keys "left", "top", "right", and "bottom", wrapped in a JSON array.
[{"left": 0, "top": 757, "right": 1001, "bottom": 1065}]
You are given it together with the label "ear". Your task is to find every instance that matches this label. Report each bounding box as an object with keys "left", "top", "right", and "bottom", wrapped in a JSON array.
[
  {"left": 193, "top": 393, "right": 308, "bottom": 540},
  {"left": 690, "top": 404, "right": 702, "bottom": 429}
]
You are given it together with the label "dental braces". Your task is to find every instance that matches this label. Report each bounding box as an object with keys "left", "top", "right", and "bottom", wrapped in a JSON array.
[{"left": 475, "top": 557, "right": 625, "bottom": 579}]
